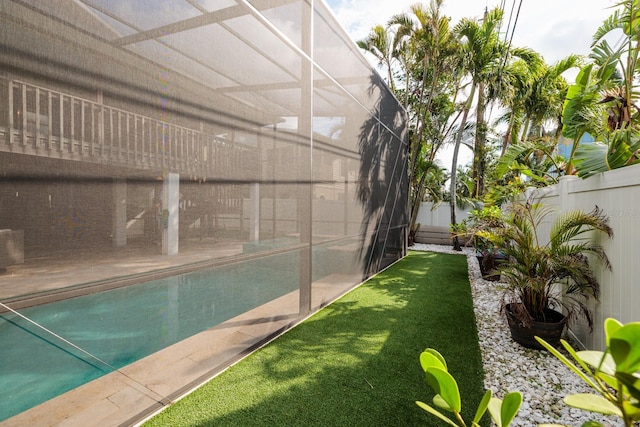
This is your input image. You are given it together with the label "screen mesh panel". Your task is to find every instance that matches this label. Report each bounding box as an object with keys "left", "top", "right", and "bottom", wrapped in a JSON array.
[{"left": 0, "top": 0, "right": 408, "bottom": 422}]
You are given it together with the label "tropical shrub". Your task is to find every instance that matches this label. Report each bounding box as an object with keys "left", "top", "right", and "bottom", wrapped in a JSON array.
[
  {"left": 479, "top": 195, "right": 613, "bottom": 330},
  {"left": 562, "top": 0, "right": 640, "bottom": 177},
  {"left": 536, "top": 318, "right": 640, "bottom": 427},
  {"left": 463, "top": 206, "right": 507, "bottom": 279},
  {"left": 417, "top": 348, "right": 522, "bottom": 427}
]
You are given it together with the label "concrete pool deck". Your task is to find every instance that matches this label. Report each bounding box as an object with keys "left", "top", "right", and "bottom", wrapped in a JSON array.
[
  {"left": 0, "top": 240, "right": 362, "bottom": 426},
  {"left": 0, "top": 239, "right": 246, "bottom": 304}
]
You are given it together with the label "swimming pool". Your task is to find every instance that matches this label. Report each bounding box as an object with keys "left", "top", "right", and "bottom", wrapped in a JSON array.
[{"left": 0, "top": 251, "right": 301, "bottom": 422}]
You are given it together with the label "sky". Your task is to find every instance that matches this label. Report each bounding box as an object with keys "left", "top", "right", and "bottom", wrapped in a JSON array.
[
  {"left": 326, "top": 0, "right": 617, "bottom": 65},
  {"left": 324, "top": 0, "right": 619, "bottom": 169}
]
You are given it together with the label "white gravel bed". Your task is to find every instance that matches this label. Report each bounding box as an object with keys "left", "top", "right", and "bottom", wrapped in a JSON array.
[{"left": 410, "top": 244, "right": 619, "bottom": 427}]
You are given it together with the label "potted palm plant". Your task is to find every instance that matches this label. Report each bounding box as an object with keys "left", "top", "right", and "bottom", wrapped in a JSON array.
[
  {"left": 465, "top": 205, "right": 507, "bottom": 281},
  {"left": 480, "top": 195, "right": 613, "bottom": 349}
]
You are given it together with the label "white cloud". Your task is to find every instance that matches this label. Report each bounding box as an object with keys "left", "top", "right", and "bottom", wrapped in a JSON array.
[{"left": 327, "top": 0, "right": 615, "bottom": 64}]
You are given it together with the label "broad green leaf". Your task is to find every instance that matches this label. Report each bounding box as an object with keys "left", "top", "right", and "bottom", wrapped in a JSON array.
[
  {"left": 575, "top": 64, "right": 593, "bottom": 87},
  {"left": 604, "top": 318, "right": 623, "bottom": 346},
  {"left": 560, "top": 340, "right": 597, "bottom": 380},
  {"left": 536, "top": 337, "right": 599, "bottom": 390},
  {"left": 425, "top": 368, "right": 461, "bottom": 412},
  {"left": 500, "top": 391, "right": 522, "bottom": 427},
  {"left": 487, "top": 397, "right": 504, "bottom": 427},
  {"left": 616, "top": 372, "right": 640, "bottom": 401},
  {"left": 486, "top": 394, "right": 522, "bottom": 427},
  {"left": 420, "top": 349, "right": 447, "bottom": 372},
  {"left": 562, "top": 64, "right": 597, "bottom": 140},
  {"left": 594, "top": 371, "right": 618, "bottom": 391},
  {"left": 521, "top": 168, "right": 547, "bottom": 183},
  {"left": 433, "top": 394, "right": 453, "bottom": 412},
  {"left": 609, "top": 323, "right": 640, "bottom": 372},
  {"left": 473, "top": 390, "right": 492, "bottom": 424},
  {"left": 580, "top": 422, "right": 605, "bottom": 427},
  {"left": 576, "top": 351, "right": 615, "bottom": 375},
  {"left": 621, "top": 400, "right": 640, "bottom": 420},
  {"left": 574, "top": 142, "right": 609, "bottom": 178},
  {"left": 564, "top": 393, "right": 622, "bottom": 416},
  {"left": 416, "top": 401, "right": 458, "bottom": 427}
]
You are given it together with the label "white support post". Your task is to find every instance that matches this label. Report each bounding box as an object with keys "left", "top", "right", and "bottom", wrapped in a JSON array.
[
  {"left": 162, "top": 173, "right": 179, "bottom": 255},
  {"left": 558, "top": 175, "right": 578, "bottom": 215},
  {"left": 113, "top": 179, "right": 127, "bottom": 247},
  {"left": 250, "top": 182, "right": 260, "bottom": 241},
  {"left": 7, "top": 81, "right": 13, "bottom": 145}
]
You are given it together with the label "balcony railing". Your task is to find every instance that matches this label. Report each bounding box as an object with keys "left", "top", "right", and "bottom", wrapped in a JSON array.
[{"left": 0, "top": 79, "right": 257, "bottom": 178}]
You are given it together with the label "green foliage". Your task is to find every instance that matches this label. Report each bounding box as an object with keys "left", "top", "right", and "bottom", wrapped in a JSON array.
[
  {"left": 561, "top": 64, "right": 602, "bottom": 143},
  {"left": 468, "top": 205, "right": 503, "bottom": 225},
  {"left": 450, "top": 205, "right": 505, "bottom": 261},
  {"left": 464, "top": 205, "right": 506, "bottom": 255},
  {"left": 574, "top": 128, "right": 640, "bottom": 178},
  {"left": 481, "top": 195, "right": 613, "bottom": 329},
  {"left": 536, "top": 318, "right": 640, "bottom": 427},
  {"left": 495, "top": 139, "right": 563, "bottom": 185},
  {"left": 561, "top": 0, "right": 640, "bottom": 176},
  {"left": 417, "top": 348, "right": 522, "bottom": 427},
  {"left": 366, "top": 1, "right": 464, "bottom": 235}
]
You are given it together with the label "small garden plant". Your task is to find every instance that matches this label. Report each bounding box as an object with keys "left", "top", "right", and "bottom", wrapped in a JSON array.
[
  {"left": 536, "top": 318, "right": 640, "bottom": 427},
  {"left": 417, "top": 348, "right": 522, "bottom": 427}
]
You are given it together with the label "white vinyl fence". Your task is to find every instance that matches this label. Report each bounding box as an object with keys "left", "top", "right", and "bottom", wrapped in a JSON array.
[{"left": 416, "top": 202, "right": 470, "bottom": 228}]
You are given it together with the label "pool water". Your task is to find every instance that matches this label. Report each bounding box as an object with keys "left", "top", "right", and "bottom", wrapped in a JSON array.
[{"left": 0, "top": 252, "right": 300, "bottom": 421}]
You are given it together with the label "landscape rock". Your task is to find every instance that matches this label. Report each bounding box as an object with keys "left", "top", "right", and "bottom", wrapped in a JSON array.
[{"left": 411, "top": 244, "right": 620, "bottom": 427}]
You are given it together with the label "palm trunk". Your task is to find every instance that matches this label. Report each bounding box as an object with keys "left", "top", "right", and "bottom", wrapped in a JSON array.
[
  {"left": 566, "top": 130, "right": 585, "bottom": 175},
  {"left": 408, "top": 58, "right": 430, "bottom": 183},
  {"left": 386, "top": 58, "right": 395, "bottom": 93},
  {"left": 403, "top": 56, "right": 410, "bottom": 111},
  {"left": 520, "top": 117, "right": 530, "bottom": 142},
  {"left": 501, "top": 113, "right": 517, "bottom": 157},
  {"left": 450, "top": 83, "right": 476, "bottom": 250},
  {"left": 472, "top": 82, "right": 486, "bottom": 198},
  {"left": 409, "top": 172, "right": 429, "bottom": 238}
]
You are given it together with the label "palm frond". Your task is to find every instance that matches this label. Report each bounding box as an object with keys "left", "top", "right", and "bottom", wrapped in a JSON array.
[
  {"left": 592, "top": 10, "right": 623, "bottom": 47},
  {"left": 549, "top": 207, "right": 614, "bottom": 249},
  {"left": 489, "top": 195, "right": 612, "bottom": 327}
]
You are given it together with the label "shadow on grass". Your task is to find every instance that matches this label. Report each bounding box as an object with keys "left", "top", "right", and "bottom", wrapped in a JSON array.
[{"left": 145, "top": 251, "right": 487, "bottom": 427}]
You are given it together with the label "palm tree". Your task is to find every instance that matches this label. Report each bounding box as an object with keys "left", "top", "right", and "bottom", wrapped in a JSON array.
[
  {"left": 519, "top": 55, "right": 581, "bottom": 144},
  {"left": 453, "top": 7, "right": 509, "bottom": 200},
  {"left": 382, "top": 0, "right": 462, "bottom": 239},
  {"left": 492, "top": 137, "right": 564, "bottom": 192},
  {"left": 448, "top": 7, "right": 506, "bottom": 248},
  {"left": 390, "top": 1, "right": 459, "bottom": 167},
  {"left": 492, "top": 53, "right": 580, "bottom": 191},
  {"left": 493, "top": 47, "right": 544, "bottom": 156},
  {"left": 483, "top": 196, "right": 613, "bottom": 336},
  {"left": 357, "top": 25, "right": 398, "bottom": 92}
]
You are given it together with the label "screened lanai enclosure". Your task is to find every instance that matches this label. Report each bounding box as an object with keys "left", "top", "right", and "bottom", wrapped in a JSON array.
[{"left": 0, "top": 0, "right": 408, "bottom": 424}]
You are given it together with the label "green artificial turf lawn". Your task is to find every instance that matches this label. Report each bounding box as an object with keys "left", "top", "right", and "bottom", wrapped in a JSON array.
[{"left": 144, "top": 251, "right": 487, "bottom": 426}]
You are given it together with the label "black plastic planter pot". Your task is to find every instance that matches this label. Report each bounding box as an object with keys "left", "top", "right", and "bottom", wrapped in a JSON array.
[
  {"left": 476, "top": 253, "right": 506, "bottom": 282},
  {"left": 505, "top": 303, "right": 567, "bottom": 349}
]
